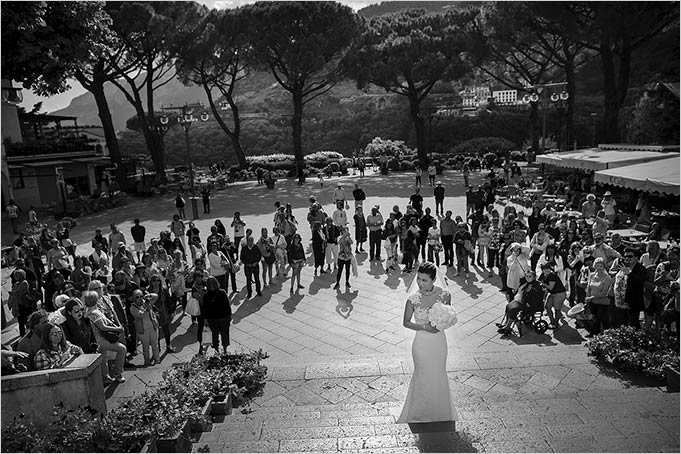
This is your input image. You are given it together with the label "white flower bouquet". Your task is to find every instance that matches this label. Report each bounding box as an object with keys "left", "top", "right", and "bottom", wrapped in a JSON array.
[{"left": 428, "top": 302, "right": 458, "bottom": 330}]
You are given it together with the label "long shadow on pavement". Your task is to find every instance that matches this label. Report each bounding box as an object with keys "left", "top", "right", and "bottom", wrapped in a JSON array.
[{"left": 407, "top": 422, "right": 479, "bottom": 453}]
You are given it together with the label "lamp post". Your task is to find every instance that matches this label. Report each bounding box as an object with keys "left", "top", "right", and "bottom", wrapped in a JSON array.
[
  {"left": 522, "top": 82, "right": 569, "bottom": 153},
  {"left": 590, "top": 112, "right": 598, "bottom": 148},
  {"left": 160, "top": 103, "right": 210, "bottom": 220}
]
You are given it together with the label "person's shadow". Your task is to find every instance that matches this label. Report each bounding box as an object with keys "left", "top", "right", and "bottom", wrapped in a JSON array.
[
  {"left": 335, "top": 289, "right": 358, "bottom": 319},
  {"left": 283, "top": 293, "right": 304, "bottom": 314},
  {"left": 406, "top": 422, "right": 479, "bottom": 452},
  {"left": 368, "top": 261, "right": 385, "bottom": 278}
]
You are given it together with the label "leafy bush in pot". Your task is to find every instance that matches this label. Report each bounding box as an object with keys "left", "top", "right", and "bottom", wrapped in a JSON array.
[{"left": 587, "top": 326, "right": 680, "bottom": 380}]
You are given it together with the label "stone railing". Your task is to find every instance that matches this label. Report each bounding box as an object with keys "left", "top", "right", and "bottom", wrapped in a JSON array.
[{"left": 1, "top": 353, "right": 107, "bottom": 424}]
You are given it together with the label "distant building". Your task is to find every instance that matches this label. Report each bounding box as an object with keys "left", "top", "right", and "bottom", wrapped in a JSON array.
[
  {"left": 1, "top": 82, "right": 111, "bottom": 211},
  {"left": 492, "top": 89, "right": 518, "bottom": 106}
]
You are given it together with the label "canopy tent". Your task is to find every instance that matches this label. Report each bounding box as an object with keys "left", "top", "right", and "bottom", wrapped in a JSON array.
[
  {"left": 594, "top": 156, "right": 680, "bottom": 196},
  {"left": 536, "top": 148, "right": 678, "bottom": 171}
]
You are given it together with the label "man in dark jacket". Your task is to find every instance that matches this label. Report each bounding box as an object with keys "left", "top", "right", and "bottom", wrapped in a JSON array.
[
  {"left": 352, "top": 183, "right": 366, "bottom": 209},
  {"left": 418, "top": 207, "right": 436, "bottom": 261},
  {"left": 240, "top": 236, "right": 262, "bottom": 298},
  {"left": 621, "top": 247, "right": 647, "bottom": 328},
  {"left": 434, "top": 182, "right": 445, "bottom": 217}
]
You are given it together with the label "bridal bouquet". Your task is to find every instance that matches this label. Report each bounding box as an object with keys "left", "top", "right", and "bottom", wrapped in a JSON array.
[{"left": 428, "top": 302, "right": 458, "bottom": 330}]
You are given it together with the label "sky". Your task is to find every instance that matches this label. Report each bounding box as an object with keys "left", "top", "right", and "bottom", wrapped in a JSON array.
[{"left": 18, "top": 0, "right": 379, "bottom": 113}]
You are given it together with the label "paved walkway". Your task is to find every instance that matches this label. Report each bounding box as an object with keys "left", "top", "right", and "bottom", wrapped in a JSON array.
[{"left": 2, "top": 167, "right": 679, "bottom": 452}]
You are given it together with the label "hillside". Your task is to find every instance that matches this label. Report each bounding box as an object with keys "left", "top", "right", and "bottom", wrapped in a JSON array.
[{"left": 358, "top": 1, "right": 482, "bottom": 17}]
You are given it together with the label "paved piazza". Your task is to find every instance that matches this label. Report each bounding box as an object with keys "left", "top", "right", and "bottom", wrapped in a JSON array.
[{"left": 2, "top": 168, "right": 679, "bottom": 452}]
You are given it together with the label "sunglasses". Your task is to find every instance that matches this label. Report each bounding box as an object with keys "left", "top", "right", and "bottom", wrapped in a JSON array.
[{"left": 72, "top": 308, "right": 84, "bottom": 314}]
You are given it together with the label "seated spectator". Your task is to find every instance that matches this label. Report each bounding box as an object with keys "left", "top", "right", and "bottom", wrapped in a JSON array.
[
  {"left": 647, "top": 222, "right": 665, "bottom": 241},
  {"left": 33, "top": 323, "right": 83, "bottom": 370},
  {"left": 16, "top": 310, "right": 49, "bottom": 371},
  {"left": 1, "top": 345, "right": 28, "bottom": 375},
  {"left": 496, "top": 271, "right": 544, "bottom": 335}
]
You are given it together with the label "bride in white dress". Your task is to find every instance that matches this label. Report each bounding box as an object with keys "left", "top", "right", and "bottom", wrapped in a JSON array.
[{"left": 397, "top": 262, "right": 458, "bottom": 423}]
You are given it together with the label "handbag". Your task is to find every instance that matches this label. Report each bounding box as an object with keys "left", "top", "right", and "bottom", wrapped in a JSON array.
[
  {"left": 264, "top": 254, "right": 276, "bottom": 265},
  {"left": 26, "top": 287, "right": 42, "bottom": 303},
  {"left": 185, "top": 296, "right": 201, "bottom": 316},
  {"left": 100, "top": 329, "right": 121, "bottom": 344}
]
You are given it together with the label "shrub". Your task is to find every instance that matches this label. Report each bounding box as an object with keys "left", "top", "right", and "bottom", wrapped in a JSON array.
[
  {"left": 363, "top": 137, "right": 414, "bottom": 158},
  {"left": 587, "top": 326, "right": 680, "bottom": 380},
  {"left": 482, "top": 152, "right": 498, "bottom": 167},
  {"left": 510, "top": 150, "right": 525, "bottom": 161},
  {"left": 451, "top": 137, "right": 515, "bottom": 156}
]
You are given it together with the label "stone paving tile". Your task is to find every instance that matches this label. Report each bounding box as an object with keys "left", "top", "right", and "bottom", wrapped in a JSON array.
[
  {"left": 339, "top": 416, "right": 396, "bottom": 426},
  {"left": 481, "top": 439, "right": 552, "bottom": 453},
  {"left": 462, "top": 375, "right": 496, "bottom": 392},
  {"left": 279, "top": 438, "right": 339, "bottom": 452},
  {"left": 338, "top": 435, "right": 399, "bottom": 450},
  {"left": 217, "top": 440, "right": 280, "bottom": 453},
  {"left": 262, "top": 425, "right": 377, "bottom": 440}
]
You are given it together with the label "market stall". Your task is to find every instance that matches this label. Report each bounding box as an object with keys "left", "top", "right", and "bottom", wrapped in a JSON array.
[
  {"left": 536, "top": 147, "right": 678, "bottom": 171},
  {"left": 593, "top": 156, "right": 680, "bottom": 196}
]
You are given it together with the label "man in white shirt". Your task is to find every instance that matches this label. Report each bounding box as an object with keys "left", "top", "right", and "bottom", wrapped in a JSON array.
[
  {"left": 332, "top": 183, "right": 347, "bottom": 207},
  {"left": 332, "top": 202, "right": 348, "bottom": 227},
  {"left": 367, "top": 206, "right": 384, "bottom": 261}
]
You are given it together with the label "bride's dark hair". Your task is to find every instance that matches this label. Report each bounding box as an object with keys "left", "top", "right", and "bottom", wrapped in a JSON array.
[{"left": 417, "top": 262, "right": 437, "bottom": 280}]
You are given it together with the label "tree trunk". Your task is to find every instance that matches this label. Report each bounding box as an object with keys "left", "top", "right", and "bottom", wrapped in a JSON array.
[
  {"left": 529, "top": 101, "right": 539, "bottom": 152},
  {"left": 204, "top": 84, "right": 248, "bottom": 168},
  {"left": 408, "top": 92, "right": 427, "bottom": 165},
  {"left": 291, "top": 88, "right": 305, "bottom": 168},
  {"left": 82, "top": 75, "right": 126, "bottom": 189},
  {"left": 563, "top": 43, "right": 576, "bottom": 150},
  {"left": 599, "top": 38, "right": 629, "bottom": 143}
]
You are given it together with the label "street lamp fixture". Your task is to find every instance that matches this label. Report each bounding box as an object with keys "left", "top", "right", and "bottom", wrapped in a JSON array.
[{"left": 159, "top": 103, "right": 210, "bottom": 220}]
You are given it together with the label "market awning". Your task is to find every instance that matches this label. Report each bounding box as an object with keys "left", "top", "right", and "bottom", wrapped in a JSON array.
[
  {"left": 536, "top": 148, "right": 678, "bottom": 170},
  {"left": 594, "top": 156, "right": 680, "bottom": 196}
]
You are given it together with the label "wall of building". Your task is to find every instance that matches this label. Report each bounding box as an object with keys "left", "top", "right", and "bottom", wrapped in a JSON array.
[{"left": 1, "top": 101, "right": 22, "bottom": 144}]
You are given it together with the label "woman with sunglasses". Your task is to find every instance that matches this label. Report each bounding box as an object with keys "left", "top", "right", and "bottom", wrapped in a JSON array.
[
  {"left": 149, "top": 275, "right": 175, "bottom": 353},
  {"left": 33, "top": 323, "right": 83, "bottom": 371}
]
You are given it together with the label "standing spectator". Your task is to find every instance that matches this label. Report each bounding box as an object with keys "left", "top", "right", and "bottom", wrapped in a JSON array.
[
  {"left": 433, "top": 181, "right": 445, "bottom": 217},
  {"left": 401, "top": 219, "right": 418, "bottom": 273},
  {"left": 426, "top": 218, "right": 441, "bottom": 267},
  {"left": 498, "top": 235, "right": 513, "bottom": 292},
  {"left": 46, "top": 238, "right": 71, "bottom": 272},
  {"left": 332, "top": 201, "right": 348, "bottom": 228},
  {"left": 454, "top": 222, "right": 473, "bottom": 278},
  {"left": 202, "top": 276, "right": 232, "bottom": 354},
  {"left": 427, "top": 162, "right": 436, "bottom": 186},
  {"left": 333, "top": 183, "right": 347, "bottom": 207},
  {"left": 208, "top": 242, "right": 229, "bottom": 290},
  {"left": 149, "top": 275, "right": 174, "bottom": 352},
  {"left": 419, "top": 207, "right": 436, "bottom": 261},
  {"left": 130, "top": 219, "right": 146, "bottom": 263},
  {"left": 527, "top": 206, "right": 546, "bottom": 238},
  {"left": 287, "top": 234, "right": 306, "bottom": 294},
  {"left": 538, "top": 263, "right": 567, "bottom": 329},
  {"left": 414, "top": 164, "right": 422, "bottom": 187},
  {"left": 441, "top": 211, "right": 456, "bottom": 268},
  {"left": 130, "top": 290, "right": 160, "bottom": 367},
  {"left": 272, "top": 227, "right": 288, "bottom": 279},
  {"left": 189, "top": 235, "right": 207, "bottom": 263},
  {"left": 168, "top": 215, "right": 187, "bottom": 251},
  {"left": 108, "top": 224, "right": 125, "bottom": 250},
  {"left": 334, "top": 228, "right": 354, "bottom": 289},
  {"left": 28, "top": 205, "right": 38, "bottom": 226},
  {"left": 384, "top": 216, "right": 399, "bottom": 271},
  {"left": 231, "top": 212, "right": 246, "bottom": 256},
  {"left": 468, "top": 208, "right": 484, "bottom": 266},
  {"left": 506, "top": 243, "right": 530, "bottom": 291},
  {"left": 201, "top": 186, "right": 211, "bottom": 214},
  {"left": 91, "top": 228, "right": 109, "bottom": 253},
  {"left": 463, "top": 163, "right": 470, "bottom": 187},
  {"left": 352, "top": 183, "right": 366, "bottom": 209},
  {"left": 206, "top": 225, "right": 225, "bottom": 250},
  {"left": 581, "top": 193, "right": 598, "bottom": 218},
  {"left": 240, "top": 236, "right": 262, "bottom": 298},
  {"left": 357, "top": 158, "right": 365, "bottom": 176},
  {"left": 257, "top": 228, "right": 275, "bottom": 288},
  {"left": 367, "top": 206, "right": 384, "bottom": 262},
  {"left": 477, "top": 217, "right": 492, "bottom": 271},
  {"left": 650, "top": 246, "right": 680, "bottom": 333},
  {"left": 591, "top": 232, "right": 621, "bottom": 269},
  {"left": 112, "top": 242, "right": 135, "bottom": 273},
  {"left": 487, "top": 227, "right": 502, "bottom": 278},
  {"left": 323, "top": 218, "right": 340, "bottom": 272},
  {"left": 9, "top": 269, "right": 34, "bottom": 337},
  {"left": 600, "top": 191, "right": 617, "bottom": 225},
  {"left": 529, "top": 223, "right": 552, "bottom": 271},
  {"left": 312, "top": 221, "right": 327, "bottom": 275},
  {"left": 353, "top": 206, "right": 367, "bottom": 253},
  {"left": 175, "top": 192, "right": 186, "bottom": 219},
  {"left": 611, "top": 247, "right": 646, "bottom": 328},
  {"left": 585, "top": 257, "right": 614, "bottom": 336},
  {"left": 409, "top": 188, "right": 423, "bottom": 215},
  {"left": 214, "top": 219, "right": 227, "bottom": 237},
  {"left": 83, "top": 291, "right": 126, "bottom": 382},
  {"left": 6, "top": 199, "right": 21, "bottom": 234},
  {"left": 168, "top": 250, "right": 189, "bottom": 315},
  {"left": 465, "top": 186, "right": 475, "bottom": 216}
]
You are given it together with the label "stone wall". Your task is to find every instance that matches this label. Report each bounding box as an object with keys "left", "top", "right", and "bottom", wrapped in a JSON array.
[{"left": 1, "top": 353, "right": 107, "bottom": 424}]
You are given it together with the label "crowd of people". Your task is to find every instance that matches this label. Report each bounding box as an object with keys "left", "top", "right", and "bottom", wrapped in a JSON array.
[{"left": 2, "top": 161, "right": 679, "bottom": 379}]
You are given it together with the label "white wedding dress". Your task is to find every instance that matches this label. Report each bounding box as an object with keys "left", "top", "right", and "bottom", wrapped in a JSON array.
[{"left": 397, "top": 286, "right": 458, "bottom": 423}]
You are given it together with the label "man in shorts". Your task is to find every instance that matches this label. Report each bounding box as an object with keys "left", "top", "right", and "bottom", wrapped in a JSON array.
[{"left": 130, "top": 219, "right": 146, "bottom": 263}]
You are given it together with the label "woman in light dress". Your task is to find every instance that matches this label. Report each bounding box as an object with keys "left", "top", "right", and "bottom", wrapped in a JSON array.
[{"left": 397, "top": 262, "right": 458, "bottom": 423}]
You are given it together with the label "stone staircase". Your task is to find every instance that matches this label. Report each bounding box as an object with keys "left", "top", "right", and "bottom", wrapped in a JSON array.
[{"left": 193, "top": 351, "right": 680, "bottom": 453}]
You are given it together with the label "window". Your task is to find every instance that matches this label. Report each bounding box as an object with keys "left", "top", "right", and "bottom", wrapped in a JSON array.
[{"left": 9, "top": 168, "right": 24, "bottom": 189}]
